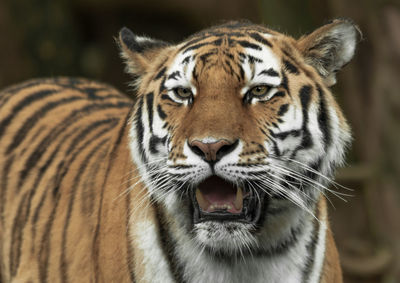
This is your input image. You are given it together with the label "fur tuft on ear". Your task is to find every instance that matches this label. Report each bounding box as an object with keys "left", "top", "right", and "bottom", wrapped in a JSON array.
[
  {"left": 117, "top": 27, "right": 169, "bottom": 84},
  {"left": 297, "top": 19, "right": 361, "bottom": 86}
]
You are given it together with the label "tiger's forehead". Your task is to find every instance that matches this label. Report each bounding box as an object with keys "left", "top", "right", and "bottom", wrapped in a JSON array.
[{"left": 164, "top": 28, "right": 283, "bottom": 92}]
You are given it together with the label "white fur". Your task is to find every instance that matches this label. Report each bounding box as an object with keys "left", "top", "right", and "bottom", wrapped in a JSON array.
[
  {"left": 171, "top": 206, "right": 318, "bottom": 283},
  {"left": 130, "top": 220, "right": 175, "bottom": 283},
  {"left": 308, "top": 217, "right": 327, "bottom": 283}
]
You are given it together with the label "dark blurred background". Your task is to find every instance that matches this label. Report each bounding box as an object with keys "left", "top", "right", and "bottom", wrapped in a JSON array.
[{"left": 1, "top": 0, "right": 399, "bottom": 282}]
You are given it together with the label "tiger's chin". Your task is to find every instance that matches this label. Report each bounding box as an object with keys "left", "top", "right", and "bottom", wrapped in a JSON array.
[
  {"left": 189, "top": 175, "right": 267, "bottom": 256},
  {"left": 192, "top": 221, "right": 259, "bottom": 256}
]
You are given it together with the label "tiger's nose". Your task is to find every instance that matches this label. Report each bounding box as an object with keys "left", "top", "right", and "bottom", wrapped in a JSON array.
[{"left": 189, "top": 139, "right": 238, "bottom": 162}]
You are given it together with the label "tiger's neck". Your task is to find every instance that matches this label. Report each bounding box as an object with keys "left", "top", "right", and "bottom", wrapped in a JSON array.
[{"left": 127, "top": 194, "right": 339, "bottom": 283}]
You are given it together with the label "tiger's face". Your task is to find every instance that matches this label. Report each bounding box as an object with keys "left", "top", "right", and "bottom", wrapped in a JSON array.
[{"left": 120, "top": 20, "right": 357, "bottom": 256}]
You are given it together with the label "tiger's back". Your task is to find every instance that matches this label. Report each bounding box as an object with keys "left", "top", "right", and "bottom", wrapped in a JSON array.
[{"left": 0, "top": 78, "right": 134, "bottom": 282}]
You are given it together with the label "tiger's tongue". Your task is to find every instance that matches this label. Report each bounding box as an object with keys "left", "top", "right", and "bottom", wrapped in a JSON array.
[{"left": 196, "top": 176, "right": 243, "bottom": 213}]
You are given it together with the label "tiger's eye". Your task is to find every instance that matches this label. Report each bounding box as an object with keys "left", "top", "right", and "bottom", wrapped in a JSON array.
[
  {"left": 250, "top": 85, "right": 269, "bottom": 97},
  {"left": 174, "top": 87, "right": 193, "bottom": 99}
]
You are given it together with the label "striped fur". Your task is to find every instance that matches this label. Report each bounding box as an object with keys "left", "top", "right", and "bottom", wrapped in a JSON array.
[{"left": 0, "top": 19, "right": 358, "bottom": 282}]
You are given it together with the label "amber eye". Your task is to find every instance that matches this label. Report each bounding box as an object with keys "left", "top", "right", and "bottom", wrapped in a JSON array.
[
  {"left": 174, "top": 87, "right": 193, "bottom": 99},
  {"left": 249, "top": 85, "right": 270, "bottom": 97}
]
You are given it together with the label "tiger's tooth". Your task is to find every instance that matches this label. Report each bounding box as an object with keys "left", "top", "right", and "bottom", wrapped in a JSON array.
[
  {"left": 234, "top": 187, "right": 243, "bottom": 210},
  {"left": 195, "top": 188, "right": 209, "bottom": 210}
]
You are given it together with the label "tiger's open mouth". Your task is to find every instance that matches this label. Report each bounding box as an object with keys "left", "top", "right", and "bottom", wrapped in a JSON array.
[{"left": 191, "top": 176, "right": 265, "bottom": 224}]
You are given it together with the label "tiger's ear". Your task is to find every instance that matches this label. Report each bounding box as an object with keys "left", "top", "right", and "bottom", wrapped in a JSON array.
[
  {"left": 118, "top": 27, "right": 169, "bottom": 80},
  {"left": 296, "top": 19, "right": 361, "bottom": 86}
]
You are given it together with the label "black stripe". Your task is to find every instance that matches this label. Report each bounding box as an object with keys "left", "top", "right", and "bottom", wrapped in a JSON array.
[
  {"left": 159, "top": 77, "right": 166, "bottom": 93},
  {"left": 149, "top": 135, "right": 167, "bottom": 154},
  {"left": 0, "top": 79, "right": 43, "bottom": 96},
  {"left": 271, "top": 139, "right": 281, "bottom": 156},
  {"left": 224, "top": 59, "right": 241, "bottom": 82},
  {"left": 274, "top": 129, "right": 301, "bottom": 140},
  {"left": 135, "top": 97, "right": 147, "bottom": 163},
  {"left": 290, "top": 85, "right": 313, "bottom": 160},
  {"left": 146, "top": 92, "right": 154, "bottom": 133},
  {"left": 182, "top": 39, "right": 222, "bottom": 54},
  {"left": 192, "top": 66, "right": 199, "bottom": 83},
  {"left": 155, "top": 67, "right": 167, "bottom": 80},
  {"left": 284, "top": 60, "right": 299, "bottom": 75},
  {"left": 249, "top": 32, "right": 273, "bottom": 47},
  {"left": 281, "top": 71, "right": 290, "bottom": 95},
  {"left": 154, "top": 203, "right": 187, "bottom": 283},
  {"left": 248, "top": 55, "right": 263, "bottom": 64},
  {"left": 80, "top": 143, "right": 107, "bottom": 215},
  {"left": 210, "top": 31, "right": 245, "bottom": 37},
  {"left": 223, "top": 59, "right": 233, "bottom": 75},
  {"left": 167, "top": 71, "right": 181, "bottom": 80},
  {"left": 9, "top": 192, "right": 29, "bottom": 276},
  {"left": 236, "top": 40, "right": 262, "bottom": 51},
  {"left": 30, "top": 181, "right": 48, "bottom": 254},
  {"left": 157, "top": 105, "right": 167, "bottom": 119},
  {"left": 301, "top": 205, "right": 320, "bottom": 282},
  {"left": 39, "top": 186, "right": 61, "bottom": 283},
  {"left": 278, "top": 104, "right": 289, "bottom": 116},
  {"left": 317, "top": 85, "right": 331, "bottom": 150},
  {"left": 273, "top": 91, "right": 285, "bottom": 98},
  {"left": 179, "top": 37, "right": 208, "bottom": 52},
  {"left": 0, "top": 155, "right": 14, "bottom": 225},
  {"left": 200, "top": 51, "right": 217, "bottom": 62},
  {"left": 181, "top": 56, "right": 191, "bottom": 64},
  {"left": 82, "top": 87, "right": 115, "bottom": 100},
  {"left": 0, "top": 80, "right": 44, "bottom": 108},
  {"left": 20, "top": 125, "right": 46, "bottom": 156},
  {"left": 60, "top": 138, "right": 109, "bottom": 283},
  {"left": 125, "top": 180, "right": 136, "bottom": 283},
  {"left": 0, "top": 89, "right": 58, "bottom": 141},
  {"left": 161, "top": 94, "right": 177, "bottom": 104},
  {"left": 259, "top": 68, "right": 279, "bottom": 77},
  {"left": 6, "top": 96, "right": 83, "bottom": 154},
  {"left": 239, "top": 65, "right": 245, "bottom": 80},
  {"left": 304, "top": 159, "right": 323, "bottom": 184},
  {"left": 223, "top": 51, "right": 235, "bottom": 60},
  {"left": 299, "top": 85, "right": 313, "bottom": 149}
]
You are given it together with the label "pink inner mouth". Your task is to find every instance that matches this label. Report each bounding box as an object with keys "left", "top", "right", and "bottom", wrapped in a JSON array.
[{"left": 196, "top": 176, "right": 245, "bottom": 214}]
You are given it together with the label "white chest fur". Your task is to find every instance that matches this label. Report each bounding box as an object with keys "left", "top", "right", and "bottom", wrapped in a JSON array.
[{"left": 130, "top": 215, "right": 327, "bottom": 283}]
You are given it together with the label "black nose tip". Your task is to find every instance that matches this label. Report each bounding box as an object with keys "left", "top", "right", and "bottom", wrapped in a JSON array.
[{"left": 189, "top": 139, "right": 239, "bottom": 162}]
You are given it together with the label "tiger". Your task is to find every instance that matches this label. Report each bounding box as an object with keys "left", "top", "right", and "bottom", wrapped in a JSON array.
[{"left": 0, "top": 19, "right": 358, "bottom": 283}]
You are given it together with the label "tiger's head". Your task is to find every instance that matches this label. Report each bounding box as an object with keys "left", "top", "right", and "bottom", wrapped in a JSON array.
[{"left": 119, "top": 20, "right": 358, "bottom": 256}]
